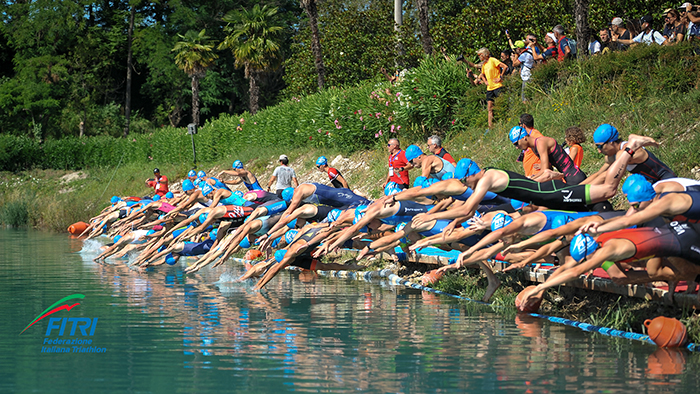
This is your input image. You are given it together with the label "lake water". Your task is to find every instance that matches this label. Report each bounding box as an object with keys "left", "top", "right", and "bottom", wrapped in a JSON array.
[{"left": 1, "top": 228, "right": 699, "bottom": 393}]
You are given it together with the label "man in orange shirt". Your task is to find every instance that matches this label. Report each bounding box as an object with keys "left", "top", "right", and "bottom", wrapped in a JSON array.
[
  {"left": 475, "top": 48, "right": 508, "bottom": 130},
  {"left": 518, "top": 113, "right": 543, "bottom": 178}
]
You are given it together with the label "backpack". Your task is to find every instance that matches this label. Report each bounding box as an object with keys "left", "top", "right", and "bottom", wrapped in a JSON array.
[{"left": 568, "top": 38, "right": 577, "bottom": 56}]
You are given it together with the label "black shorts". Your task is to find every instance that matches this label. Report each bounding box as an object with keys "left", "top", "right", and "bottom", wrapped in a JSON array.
[
  {"left": 290, "top": 255, "right": 318, "bottom": 270},
  {"left": 486, "top": 88, "right": 502, "bottom": 102}
]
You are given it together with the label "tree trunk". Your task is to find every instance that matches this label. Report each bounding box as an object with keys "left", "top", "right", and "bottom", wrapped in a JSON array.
[
  {"left": 123, "top": 5, "right": 136, "bottom": 137},
  {"left": 191, "top": 74, "right": 200, "bottom": 126},
  {"left": 248, "top": 66, "right": 259, "bottom": 114},
  {"left": 416, "top": 0, "right": 433, "bottom": 55},
  {"left": 301, "top": 0, "right": 325, "bottom": 90},
  {"left": 574, "top": 0, "right": 590, "bottom": 56}
]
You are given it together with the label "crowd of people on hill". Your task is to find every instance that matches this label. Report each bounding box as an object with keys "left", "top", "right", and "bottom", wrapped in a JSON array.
[{"left": 82, "top": 105, "right": 700, "bottom": 312}]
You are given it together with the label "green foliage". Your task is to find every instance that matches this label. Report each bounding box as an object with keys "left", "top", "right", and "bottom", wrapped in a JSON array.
[{"left": 0, "top": 200, "right": 29, "bottom": 227}]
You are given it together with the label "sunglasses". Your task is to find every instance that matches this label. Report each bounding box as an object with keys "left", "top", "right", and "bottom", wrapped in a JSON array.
[
  {"left": 595, "top": 143, "right": 606, "bottom": 150},
  {"left": 409, "top": 159, "right": 415, "bottom": 165}
]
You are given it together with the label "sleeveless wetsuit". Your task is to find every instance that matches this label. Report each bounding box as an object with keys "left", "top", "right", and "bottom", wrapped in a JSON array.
[
  {"left": 155, "top": 202, "right": 177, "bottom": 214},
  {"left": 380, "top": 201, "right": 434, "bottom": 226},
  {"left": 653, "top": 177, "right": 700, "bottom": 192},
  {"left": 659, "top": 191, "right": 700, "bottom": 223},
  {"left": 306, "top": 205, "right": 335, "bottom": 223},
  {"left": 620, "top": 143, "right": 676, "bottom": 182},
  {"left": 243, "top": 178, "right": 263, "bottom": 191},
  {"left": 596, "top": 221, "right": 700, "bottom": 265},
  {"left": 261, "top": 200, "right": 288, "bottom": 216},
  {"left": 220, "top": 192, "right": 255, "bottom": 207},
  {"left": 208, "top": 177, "right": 231, "bottom": 191},
  {"left": 327, "top": 167, "right": 345, "bottom": 188},
  {"left": 492, "top": 169, "right": 591, "bottom": 211},
  {"left": 430, "top": 157, "right": 456, "bottom": 180},
  {"left": 302, "top": 183, "right": 369, "bottom": 208},
  {"left": 245, "top": 190, "right": 279, "bottom": 204},
  {"left": 180, "top": 239, "right": 215, "bottom": 256},
  {"left": 533, "top": 138, "right": 587, "bottom": 184},
  {"left": 253, "top": 214, "right": 282, "bottom": 236}
]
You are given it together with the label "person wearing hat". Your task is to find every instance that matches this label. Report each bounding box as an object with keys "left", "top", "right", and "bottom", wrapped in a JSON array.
[
  {"left": 609, "top": 17, "right": 632, "bottom": 50},
  {"left": 682, "top": 3, "right": 700, "bottom": 41},
  {"left": 267, "top": 154, "right": 298, "bottom": 197},
  {"left": 531, "top": 32, "right": 558, "bottom": 62},
  {"left": 315, "top": 156, "right": 349, "bottom": 188},
  {"left": 146, "top": 168, "right": 169, "bottom": 197},
  {"left": 614, "top": 15, "right": 667, "bottom": 46},
  {"left": 510, "top": 40, "right": 535, "bottom": 103},
  {"left": 219, "top": 160, "right": 263, "bottom": 191}
]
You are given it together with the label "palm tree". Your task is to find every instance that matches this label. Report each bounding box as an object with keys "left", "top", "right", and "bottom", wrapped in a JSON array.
[
  {"left": 173, "top": 29, "right": 218, "bottom": 126},
  {"left": 219, "top": 5, "right": 283, "bottom": 114},
  {"left": 300, "top": 0, "right": 325, "bottom": 89}
]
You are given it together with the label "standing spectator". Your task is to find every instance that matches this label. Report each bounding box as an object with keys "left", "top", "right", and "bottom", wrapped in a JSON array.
[
  {"left": 426, "top": 135, "right": 456, "bottom": 165},
  {"left": 383, "top": 138, "right": 411, "bottom": 189},
  {"left": 518, "top": 113, "right": 544, "bottom": 178},
  {"left": 525, "top": 33, "right": 546, "bottom": 63},
  {"left": 599, "top": 28, "right": 613, "bottom": 54},
  {"left": 686, "top": 3, "right": 700, "bottom": 41},
  {"left": 615, "top": 15, "right": 667, "bottom": 46},
  {"left": 475, "top": 48, "right": 508, "bottom": 131},
  {"left": 610, "top": 17, "right": 632, "bottom": 50},
  {"left": 531, "top": 32, "right": 558, "bottom": 62},
  {"left": 588, "top": 29, "right": 602, "bottom": 55},
  {"left": 564, "top": 126, "right": 586, "bottom": 168},
  {"left": 552, "top": 25, "right": 574, "bottom": 61},
  {"left": 662, "top": 9, "right": 686, "bottom": 44},
  {"left": 500, "top": 48, "right": 514, "bottom": 76},
  {"left": 267, "top": 155, "right": 299, "bottom": 197},
  {"left": 511, "top": 40, "right": 534, "bottom": 103},
  {"left": 146, "top": 168, "right": 169, "bottom": 197},
  {"left": 315, "top": 156, "right": 349, "bottom": 189}
]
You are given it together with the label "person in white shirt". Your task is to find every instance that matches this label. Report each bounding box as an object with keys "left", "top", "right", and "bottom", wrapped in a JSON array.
[{"left": 614, "top": 15, "right": 667, "bottom": 46}]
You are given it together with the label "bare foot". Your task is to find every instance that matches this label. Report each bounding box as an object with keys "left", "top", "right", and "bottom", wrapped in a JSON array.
[
  {"left": 626, "top": 134, "right": 659, "bottom": 150},
  {"left": 482, "top": 277, "right": 501, "bottom": 302}
]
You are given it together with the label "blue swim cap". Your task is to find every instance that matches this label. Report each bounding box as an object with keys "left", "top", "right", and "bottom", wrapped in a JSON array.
[
  {"left": 570, "top": 233, "right": 598, "bottom": 262},
  {"left": 274, "top": 249, "right": 287, "bottom": 263},
  {"left": 286, "top": 218, "right": 298, "bottom": 229},
  {"left": 113, "top": 235, "right": 122, "bottom": 243},
  {"left": 111, "top": 196, "right": 121, "bottom": 204},
  {"left": 197, "top": 170, "right": 206, "bottom": 178},
  {"left": 509, "top": 126, "right": 528, "bottom": 144},
  {"left": 622, "top": 174, "right": 656, "bottom": 203},
  {"left": 239, "top": 237, "right": 251, "bottom": 249},
  {"left": 146, "top": 230, "right": 156, "bottom": 236},
  {"left": 199, "top": 212, "right": 208, "bottom": 224},
  {"left": 510, "top": 199, "right": 529, "bottom": 211},
  {"left": 165, "top": 192, "right": 174, "bottom": 199},
  {"left": 182, "top": 179, "right": 195, "bottom": 192},
  {"left": 210, "top": 228, "right": 218, "bottom": 241},
  {"left": 422, "top": 178, "right": 439, "bottom": 188},
  {"left": 353, "top": 205, "right": 368, "bottom": 225},
  {"left": 593, "top": 124, "right": 619, "bottom": 144},
  {"left": 200, "top": 183, "right": 214, "bottom": 197},
  {"left": 233, "top": 190, "right": 244, "bottom": 198},
  {"left": 395, "top": 222, "right": 407, "bottom": 232},
  {"left": 285, "top": 229, "right": 298, "bottom": 244},
  {"left": 386, "top": 187, "right": 401, "bottom": 196},
  {"left": 455, "top": 158, "right": 481, "bottom": 180},
  {"left": 187, "top": 170, "right": 197, "bottom": 178},
  {"left": 384, "top": 182, "right": 398, "bottom": 196},
  {"left": 327, "top": 209, "right": 342, "bottom": 222},
  {"left": 413, "top": 176, "right": 427, "bottom": 188},
  {"left": 271, "top": 237, "right": 282, "bottom": 248},
  {"left": 441, "top": 172, "right": 455, "bottom": 181},
  {"left": 316, "top": 156, "right": 328, "bottom": 166},
  {"left": 491, "top": 212, "right": 513, "bottom": 231},
  {"left": 165, "top": 253, "right": 177, "bottom": 266},
  {"left": 193, "top": 178, "right": 202, "bottom": 187},
  {"left": 152, "top": 194, "right": 161, "bottom": 201},
  {"left": 404, "top": 145, "right": 424, "bottom": 162},
  {"left": 281, "top": 187, "right": 295, "bottom": 202},
  {"left": 551, "top": 214, "right": 574, "bottom": 229},
  {"left": 232, "top": 160, "right": 243, "bottom": 169}
]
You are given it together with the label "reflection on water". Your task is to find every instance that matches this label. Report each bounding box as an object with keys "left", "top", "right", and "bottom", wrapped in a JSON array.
[{"left": 1, "top": 229, "right": 699, "bottom": 393}]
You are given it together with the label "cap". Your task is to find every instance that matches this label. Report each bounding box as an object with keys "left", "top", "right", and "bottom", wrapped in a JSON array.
[
  {"left": 165, "top": 253, "right": 178, "bottom": 265},
  {"left": 546, "top": 32, "right": 556, "bottom": 41},
  {"left": 384, "top": 182, "right": 398, "bottom": 195},
  {"left": 593, "top": 124, "right": 619, "bottom": 144},
  {"left": 279, "top": 154, "right": 288, "bottom": 161},
  {"left": 198, "top": 212, "right": 208, "bottom": 224},
  {"left": 441, "top": 172, "right": 455, "bottom": 180},
  {"left": 187, "top": 170, "right": 196, "bottom": 178},
  {"left": 514, "top": 40, "right": 526, "bottom": 49},
  {"left": 455, "top": 158, "right": 481, "bottom": 180},
  {"left": 421, "top": 178, "right": 439, "bottom": 188},
  {"left": 281, "top": 187, "right": 295, "bottom": 202},
  {"left": 491, "top": 212, "right": 513, "bottom": 231},
  {"left": 165, "top": 191, "right": 174, "bottom": 199},
  {"left": 622, "top": 174, "right": 657, "bottom": 203},
  {"left": 413, "top": 176, "right": 427, "bottom": 188},
  {"left": 210, "top": 228, "right": 218, "bottom": 241},
  {"left": 509, "top": 126, "right": 528, "bottom": 144},
  {"left": 316, "top": 156, "right": 328, "bottom": 166},
  {"left": 640, "top": 15, "right": 653, "bottom": 24},
  {"left": 570, "top": 233, "right": 598, "bottom": 262},
  {"left": 353, "top": 205, "right": 368, "bottom": 224},
  {"left": 285, "top": 229, "right": 298, "bottom": 244},
  {"left": 239, "top": 237, "right": 251, "bottom": 249},
  {"left": 111, "top": 196, "right": 121, "bottom": 204},
  {"left": 113, "top": 235, "right": 122, "bottom": 243},
  {"left": 233, "top": 190, "right": 244, "bottom": 198},
  {"left": 404, "top": 145, "right": 424, "bottom": 162},
  {"left": 153, "top": 168, "right": 160, "bottom": 174},
  {"left": 681, "top": 3, "right": 692, "bottom": 8},
  {"left": 182, "top": 179, "right": 195, "bottom": 191},
  {"left": 274, "top": 249, "right": 287, "bottom": 263},
  {"left": 232, "top": 160, "right": 243, "bottom": 169},
  {"left": 197, "top": 170, "right": 206, "bottom": 178},
  {"left": 510, "top": 199, "right": 530, "bottom": 211},
  {"left": 327, "top": 209, "right": 342, "bottom": 222},
  {"left": 152, "top": 194, "right": 160, "bottom": 201},
  {"left": 611, "top": 17, "right": 624, "bottom": 26}
]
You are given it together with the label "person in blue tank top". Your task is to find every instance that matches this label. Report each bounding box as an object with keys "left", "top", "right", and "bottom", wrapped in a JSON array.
[
  {"left": 404, "top": 144, "right": 456, "bottom": 180},
  {"left": 219, "top": 160, "right": 264, "bottom": 191}
]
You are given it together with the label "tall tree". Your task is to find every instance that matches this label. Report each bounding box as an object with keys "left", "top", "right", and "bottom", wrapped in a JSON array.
[
  {"left": 575, "top": 0, "right": 590, "bottom": 55},
  {"left": 219, "top": 4, "right": 283, "bottom": 115},
  {"left": 173, "top": 29, "right": 218, "bottom": 126},
  {"left": 124, "top": 4, "right": 136, "bottom": 137},
  {"left": 300, "top": 0, "right": 325, "bottom": 90},
  {"left": 416, "top": 0, "right": 433, "bottom": 55}
]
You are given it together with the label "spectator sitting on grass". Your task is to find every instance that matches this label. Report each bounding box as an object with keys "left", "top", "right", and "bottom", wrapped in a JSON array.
[
  {"left": 615, "top": 15, "right": 667, "bottom": 46},
  {"left": 564, "top": 126, "right": 586, "bottom": 169},
  {"left": 662, "top": 9, "right": 686, "bottom": 44},
  {"left": 610, "top": 17, "right": 632, "bottom": 50}
]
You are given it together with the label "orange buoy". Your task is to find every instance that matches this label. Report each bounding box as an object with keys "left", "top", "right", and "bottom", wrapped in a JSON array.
[
  {"left": 421, "top": 270, "right": 444, "bottom": 286},
  {"left": 244, "top": 249, "right": 263, "bottom": 261},
  {"left": 645, "top": 316, "right": 688, "bottom": 348},
  {"left": 67, "top": 221, "right": 88, "bottom": 235},
  {"left": 515, "top": 285, "right": 543, "bottom": 313}
]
